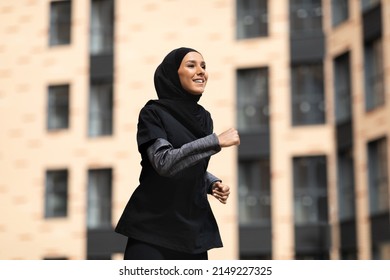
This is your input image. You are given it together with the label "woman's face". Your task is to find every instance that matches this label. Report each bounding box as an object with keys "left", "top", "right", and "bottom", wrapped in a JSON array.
[{"left": 177, "top": 52, "right": 208, "bottom": 95}]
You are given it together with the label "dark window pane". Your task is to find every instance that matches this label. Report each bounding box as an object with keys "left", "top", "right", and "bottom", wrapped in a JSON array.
[
  {"left": 332, "top": 0, "right": 349, "bottom": 26},
  {"left": 361, "top": 0, "right": 381, "bottom": 12},
  {"left": 238, "top": 159, "right": 271, "bottom": 225},
  {"left": 293, "top": 156, "right": 328, "bottom": 225},
  {"left": 45, "top": 169, "right": 68, "bottom": 218},
  {"left": 364, "top": 38, "right": 385, "bottom": 111},
  {"left": 291, "top": 64, "right": 325, "bottom": 125},
  {"left": 236, "top": 0, "right": 268, "bottom": 39},
  {"left": 90, "top": 0, "right": 114, "bottom": 55},
  {"left": 368, "top": 138, "right": 389, "bottom": 214},
  {"left": 237, "top": 68, "right": 269, "bottom": 132},
  {"left": 334, "top": 53, "right": 352, "bottom": 123},
  {"left": 47, "top": 85, "right": 70, "bottom": 130},
  {"left": 88, "top": 81, "right": 113, "bottom": 137},
  {"left": 49, "top": 1, "right": 71, "bottom": 46},
  {"left": 87, "top": 169, "right": 112, "bottom": 229},
  {"left": 337, "top": 149, "right": 356, "bottom": 221},
  {"left": 290, "top": 0, "right": 323, "bottom": 36}
]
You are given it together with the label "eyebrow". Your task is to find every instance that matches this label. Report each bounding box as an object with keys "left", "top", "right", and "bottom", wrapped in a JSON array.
[{"left": 185, "top": 60, "right": 206, "bottom": 64}]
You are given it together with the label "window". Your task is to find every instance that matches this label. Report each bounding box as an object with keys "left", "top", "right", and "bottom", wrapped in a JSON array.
[
  {"left": 47, "top": 85, "right": 69, "bottom": 130},
  {"left": 87, "top": 168, "right": 112, "bottom": 229},
  {"left": 90, "top": 0, "right": 114, "bottom": 55},
  {"left": 236, "top": 68, "right": 269, "bottom": 132},
  {"left": 293, "top": 156, "right": 328, "bottom": 225},
  {"left": 291, "top": 63, "right": 325, "bottom": 125},
  {"left": 332, "top": 0, "right": 349, "bottom": 27},
  {"left": 45, "top": 169, "right": 68, "bottom": 218},
  {"left": 337, "top": 149, "right": 356, "bottom": 221},
  {"left": 368, "top": 138, "right": 389, "bottom": 214},
  {"left": 236, "top": 0, "right": 268, "bottom": 39},
  {"left": 364, "top": 38, "right": 385, "bottom": 111},
  {"left": 238, "top": 159, "right": 271, "bottom": 225},
  {"left": 88, "top": 81, "right": 113, "bottom": 137},
  {"left": 334, "top": 53, "right": 351, "bottom": 124},
  {"left": 49, "top": 1, "right": 71, "bottom": 46},
  {"left": 361, "top": 0, "right": 381, "bottom": 12},
  {"left": 290, "top": 0, "right": 323, "bottom": 36}
]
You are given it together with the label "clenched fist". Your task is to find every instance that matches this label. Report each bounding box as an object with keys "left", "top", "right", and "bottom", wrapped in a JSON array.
[
  {"left": 217, "top": 128, "right": 240, "bottom": 148},
  {"left": 212, "top": 181, "right": 231, "bottom": 204}
]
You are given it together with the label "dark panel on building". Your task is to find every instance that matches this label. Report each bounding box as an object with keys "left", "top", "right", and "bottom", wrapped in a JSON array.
[
  {"left": 295, "top": 224, "right": 330, "bottom": 253},
  {"left": 340, "top": 220, "right": 357, "bottom": 250},
  {"left": 239, "top": 225, "right": 272, "bottom": 254},
  {"left": 370, "top": 212, "right": 390, "bottom": 259},
  {"left": 371, "top": 212, "right": 390, "bottom": 243},
  {"left": 363, "top": 4, "right": 382, "bottom": 42},
  {"left": 238, "top": 131, "right": 270, "bottom": 158},
  {"left": 336, "top": 121, "right": 353, "bottom": 150},
  {"left": 90, "top": 55, "right": 114, "bottom": 80},
  {"left": 290, "top": 36, "right": 325, "bottom": 64}
]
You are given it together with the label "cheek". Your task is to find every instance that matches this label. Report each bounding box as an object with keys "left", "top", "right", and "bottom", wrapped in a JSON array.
[
  {"left": 178, "top": 72, "right": 187, "bottom": 85},
  {"left": 179, "top": 70, "right": 191, "bottom": 81},
  {"left": 178, "top": 73, "right": 192, "bottom": 90}
]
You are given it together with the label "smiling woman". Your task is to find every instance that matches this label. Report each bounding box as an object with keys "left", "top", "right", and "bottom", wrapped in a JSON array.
[
  {"left": 115, "top": 47, "right": 240, "bottom": 260},
  {"left": 177, "top": 52, "right": 208, "bottom": 96}
]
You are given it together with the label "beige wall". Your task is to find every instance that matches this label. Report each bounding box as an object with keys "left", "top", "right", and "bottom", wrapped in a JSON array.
[
  {"left": 0, "top": 0, "right": 389, "bottom": 260},
  {"left": 323, "top": 0, "right": 390, "bottom": 259},
  {"left": 0, "top": 0, "right": 90, "bottom": 260}
]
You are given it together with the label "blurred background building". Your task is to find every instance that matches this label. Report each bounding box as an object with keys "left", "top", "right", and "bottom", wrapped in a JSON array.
[{"left": 0, "top": 0, "right": 389, "bottom": 260}]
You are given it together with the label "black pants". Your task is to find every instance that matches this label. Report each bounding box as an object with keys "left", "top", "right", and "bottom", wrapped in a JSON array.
[{"left": 124, "top": 238, "right": 208, "bottom": 260}]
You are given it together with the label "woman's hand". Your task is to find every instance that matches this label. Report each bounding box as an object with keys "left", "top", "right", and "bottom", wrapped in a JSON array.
[
  {"left": 217, "top": 128, "right": 240, "bottom": 148},
  {"left": 212, "top": 181, "right": 230, "bottom": 204}
]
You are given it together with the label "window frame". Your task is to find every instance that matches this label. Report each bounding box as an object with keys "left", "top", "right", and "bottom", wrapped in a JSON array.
[
  {"left": 47, "top": 84, "right": 70, "bottom": 131},
  {"left": 87, "top": 168, "right": 113, "bottom": 229},
  {"left": 236, "top": 67, "right": 269, "bottom": 132},
  {"left": 367, "top": 137, "right": 389, "bottom": 215},
  {"left": 293, "top": 156, "right": 328, "bottom": 225},
  {"left": 49, "top": 0, "right": 72, "bottom": 46},
  {"left": 334, "top": 52, "right": 352, "bottom": 124},
  {"left": 238, "top": 159, "right": 271, "bottom": 226},
  {"left": 331, "top": 0, "right": 349, "bottom": 27},
  {"left": 45, "top": 169, "right": 68, "bottom": 218},
  {"left": 291, "top": 63, "right": 325, "bottom": 126},
  {"left": 90, "top": 0, "right": 114, "bottom": 55},
  {"left": 289, "top": 0, "right": 323, "bottom": 37},
  {"left": 337, "top": 149, "right": 356, "bottom": 221},
  {"left": 88, "top": 80, "right": 113, "bottom": 137},
  {"left": 364, "top": 38, "right": 385, "bottom": 111},
  {"left": 236, "top": 0, "right": 268, "bottom": 40}
]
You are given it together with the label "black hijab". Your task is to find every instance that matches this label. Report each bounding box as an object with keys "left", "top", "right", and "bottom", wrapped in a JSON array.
[{"left": 146, "top": 47, "right": 213, "bottom": 138}]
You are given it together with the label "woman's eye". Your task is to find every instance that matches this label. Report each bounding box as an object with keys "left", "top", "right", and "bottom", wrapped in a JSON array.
[{"left": 185, "top": 63, "right": 206, "bottom": 70}]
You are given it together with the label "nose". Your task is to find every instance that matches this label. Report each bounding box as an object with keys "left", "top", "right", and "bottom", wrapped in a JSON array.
[{"left": 196, "top": 65, "right": 205, "bottom": 75}]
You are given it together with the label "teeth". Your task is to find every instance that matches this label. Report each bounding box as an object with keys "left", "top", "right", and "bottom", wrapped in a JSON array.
[{"left": 194, "top": 80, "right": 204, "bottom": 83}]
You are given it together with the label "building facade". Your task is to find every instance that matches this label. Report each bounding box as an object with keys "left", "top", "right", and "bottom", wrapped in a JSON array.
[{"left": 0, "top": 0, "right": 389, "bottom": 260}]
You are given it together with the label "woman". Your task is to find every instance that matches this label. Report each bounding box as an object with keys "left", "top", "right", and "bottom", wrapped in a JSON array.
[{"left": 115, "top": 47, "right": 240, "bottom": 260}]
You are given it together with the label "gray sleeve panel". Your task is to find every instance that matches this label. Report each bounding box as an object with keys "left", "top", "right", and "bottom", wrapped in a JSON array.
[
  {"left": 146, "top": 133, "right": 221, "bottom": 178},
  {"left": 205, "top": 172, "right": 222, "bottom": 194}
]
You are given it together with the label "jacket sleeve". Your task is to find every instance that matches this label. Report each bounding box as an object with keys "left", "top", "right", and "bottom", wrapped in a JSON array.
[
  {"left": 146, "top": 133, "right": 221, "bottom": 178},
  {"left": 205, "top": 172, "right": 222, "bottom": 194}
]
